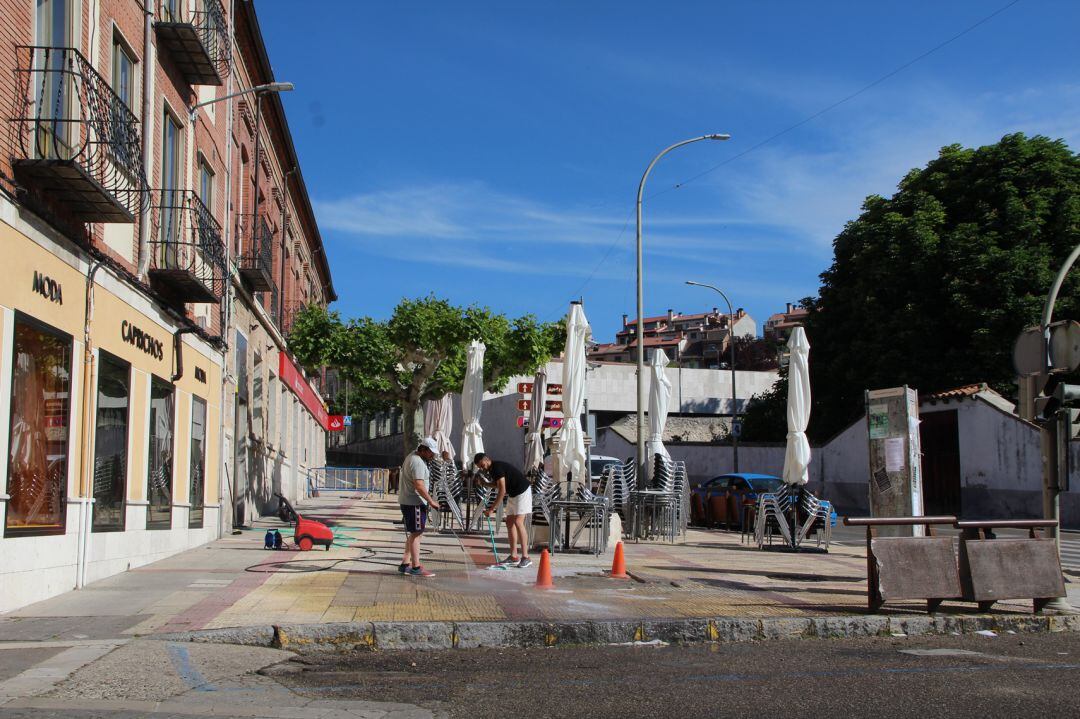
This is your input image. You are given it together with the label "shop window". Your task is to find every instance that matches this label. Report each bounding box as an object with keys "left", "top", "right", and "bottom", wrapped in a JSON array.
[
  {"left": 146, "top": 376, "right": 174, "bottom": 529},
  {"left": 5, "top": 313, "right": 71, "bottom": 537},
  {"left": 92, "top": 351, "right": 129, "bottom": 532},
  {"left": 267, "top": 373, "right": 277, "bottom": 446},
  {"left": 189, "top": 396, "right": 206, "bottom": 529}
]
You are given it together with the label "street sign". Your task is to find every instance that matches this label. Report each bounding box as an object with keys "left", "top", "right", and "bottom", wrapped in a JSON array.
[
  {"left": 517, "top": 382, "right": 563, "bottom": 395},
  {"left": 1049, "top": 320, "right": 1080, "bottom": 372},
  {"left": 731, "top": 420, "right": 742, "bottom": 438},
  {"left": 1013, "top": 326, "right": 1046, "bottom": 377},
  {"left": 517, "top": 399, "right": 564, "bottom": 412},
  {"left": 328, "top": 415, "right": 345, "bottom": 431},
  {"left": 516, "top": 416, "right": 563, "bottom": 429},
  {"left": 342, "top": 415, "right": 352, "bottom": 427}
]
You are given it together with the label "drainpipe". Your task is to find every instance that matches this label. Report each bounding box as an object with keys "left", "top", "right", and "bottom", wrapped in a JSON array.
[
  {"left": 136, "top": 0, "right": 156, "bottom": 278},
  {"left": 171, "top": 327, "right": 199, "bottom": 382},
  {"left": 75, "top": 261, "right": 103, "bottom": 589}
]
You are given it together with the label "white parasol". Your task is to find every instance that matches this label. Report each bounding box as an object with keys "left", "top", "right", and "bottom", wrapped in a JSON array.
[
  {"left": 460, "top": 340, "right": 486, "bottom": 471},
  {"left": 558, "top": 303, "right": 591, "bottom": 489},
  {"left": 782, "top": 326, "right": 811, "bottom": 486}
]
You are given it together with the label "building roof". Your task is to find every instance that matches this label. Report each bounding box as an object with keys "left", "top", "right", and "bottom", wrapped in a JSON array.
[
  {"left": 605, "top": 414, "right": 730, "bottom": 444},
  {"left": 920, "top": 382, "right": 1016, "bottom": 414},
  {"left": 238, "top": 1, "right": 337, "bottom": 302}
]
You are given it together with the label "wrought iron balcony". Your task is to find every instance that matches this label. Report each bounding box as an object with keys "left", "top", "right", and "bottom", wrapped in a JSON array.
[
  {"left": 155, "top": 0, "right": 230, "bottom": 86},
  {"left": 9, "top": 46, "right": 148, "bottom": 223},
  {"left": 148, "top": 190, "right": 225, "bottom": 304},
  {"left": 236, "top": 213, "right": 275, "bottom": 292},
  {"left": 281, "top": 298, "right": 309, "bottom": 335}
]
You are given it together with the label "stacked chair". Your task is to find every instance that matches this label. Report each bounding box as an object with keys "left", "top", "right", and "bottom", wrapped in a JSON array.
[
  {"left": 598, "top": 461, "right": 633, "bottom": 523},
  {"left": 427, "top": 459, "right": 466, "bottom": 532},
  {"left": 753, "top": 484, "right": 833, "bottom": 551},
  {"left": 630, "top": 455, "right": 689, "bottom": 543}
]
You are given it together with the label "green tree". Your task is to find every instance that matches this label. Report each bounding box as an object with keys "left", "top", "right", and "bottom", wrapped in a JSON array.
[
  {"left": 288, "top": 296, "right": 565, "bottom": 454},
  {"left": 806, "top": 133, "right": 1080, "bottom": 438},
  {"left": 738, "top": 367, "right": 788, "bottom": 442}
]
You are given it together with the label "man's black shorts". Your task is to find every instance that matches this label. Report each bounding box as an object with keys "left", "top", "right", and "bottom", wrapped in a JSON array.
[{"left": 401, "top": 504, "right": 428, "bottom": 533}]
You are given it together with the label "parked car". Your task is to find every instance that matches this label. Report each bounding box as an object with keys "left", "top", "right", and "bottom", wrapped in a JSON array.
[
  {"left": 542, "top": 454, "right": 623, "bottom": 489},
  {"left": 694, "top": 473, "right": 785, "bottom": 503}
]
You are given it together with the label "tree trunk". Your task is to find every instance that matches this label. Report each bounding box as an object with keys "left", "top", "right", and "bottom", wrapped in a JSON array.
[{"left": 401, "top": 399, "right": 421, "bottom": 458}]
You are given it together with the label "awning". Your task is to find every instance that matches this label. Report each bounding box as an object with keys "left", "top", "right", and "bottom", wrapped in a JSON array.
[{"left": 279, "top": 352, "right": 330, "bottom": 430}]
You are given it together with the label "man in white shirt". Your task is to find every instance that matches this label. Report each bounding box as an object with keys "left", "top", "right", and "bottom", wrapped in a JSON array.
[{"left": 398, "top": 437, "right": 440, "bottom": 577}]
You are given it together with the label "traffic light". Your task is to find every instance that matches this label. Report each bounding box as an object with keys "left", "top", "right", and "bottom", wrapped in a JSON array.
[{"left": 1037, "top": 382, "right": 1080, "bottom": 420}]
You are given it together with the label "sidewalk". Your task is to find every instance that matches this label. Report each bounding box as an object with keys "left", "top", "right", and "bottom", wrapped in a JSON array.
[{"left": 1, "top": 493, "right": 1077, "bottom": 644}]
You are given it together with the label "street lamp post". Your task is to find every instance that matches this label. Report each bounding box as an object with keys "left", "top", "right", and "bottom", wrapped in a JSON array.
[
  {"left": 635, "top": 134, "right": 730, "bottom": 486},
  {"left": 686, "top": 281, "right": 740, "bottom": 473}
]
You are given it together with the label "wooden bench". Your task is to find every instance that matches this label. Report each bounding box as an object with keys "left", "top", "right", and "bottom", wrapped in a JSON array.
[
  {"left": 954, "top": 519, "right": 1065, "bottom": 614},
  {"left": 844, "top": 516, "right": 960, "bottom": 613}
]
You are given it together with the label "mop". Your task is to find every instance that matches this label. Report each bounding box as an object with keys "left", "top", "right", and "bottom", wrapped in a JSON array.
[{"left": 485, "top": 515, "right": 509, "bottom": 570}]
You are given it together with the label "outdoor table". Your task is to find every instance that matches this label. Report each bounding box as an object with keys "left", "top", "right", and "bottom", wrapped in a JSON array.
[{"left": 550, "top": 499, "right": 608, "bottom": 555}]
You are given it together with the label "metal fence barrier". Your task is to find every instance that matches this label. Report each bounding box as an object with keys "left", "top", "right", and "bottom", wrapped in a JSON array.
[{"left": 308, "top": 466, "right": 388, "bottom": 496}]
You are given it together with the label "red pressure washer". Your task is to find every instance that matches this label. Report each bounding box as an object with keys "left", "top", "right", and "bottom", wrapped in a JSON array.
[{"left": 274, "top": 493, "right": 334, "bottom": 551}]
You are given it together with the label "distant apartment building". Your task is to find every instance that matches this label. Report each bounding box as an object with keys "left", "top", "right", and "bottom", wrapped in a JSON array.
[
  {"left": 763, "top": 302, "right": 809, "bottom": 342},
  {"left": 0, "top": 0, "right": 333, "bottom": 612},
  {"left": 589, "top": 308, "right": 757, "bottom": 369}
]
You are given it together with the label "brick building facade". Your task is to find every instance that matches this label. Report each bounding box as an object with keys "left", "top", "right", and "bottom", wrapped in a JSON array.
[{"left": 0, "top": 0, "right": 334, "bottom": 612}]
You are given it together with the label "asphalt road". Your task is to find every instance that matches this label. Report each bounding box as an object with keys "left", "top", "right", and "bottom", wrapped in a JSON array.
[{"left": 271, "top": 632, "right": 1080, "bottom": 719}]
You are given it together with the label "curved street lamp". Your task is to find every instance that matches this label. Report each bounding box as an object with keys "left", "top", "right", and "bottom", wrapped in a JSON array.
[
  {"left": 685, "top": 280, "right": 739, "bottom": 472},
  {"left": 635, "top": 134, "right": 730, "bottom": 485}
]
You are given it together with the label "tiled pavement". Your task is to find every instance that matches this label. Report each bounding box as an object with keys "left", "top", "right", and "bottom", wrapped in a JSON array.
[{"left": 2, "top": 494, "right": 1072, "bottom": 642}]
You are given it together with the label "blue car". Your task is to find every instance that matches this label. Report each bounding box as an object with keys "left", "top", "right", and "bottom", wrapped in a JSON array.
[
  {"left": 693, "top": 473, "right": 786, "bottom": 505},
  {"left": 692, "top": 473, "right": 838, "bottom": 528}
]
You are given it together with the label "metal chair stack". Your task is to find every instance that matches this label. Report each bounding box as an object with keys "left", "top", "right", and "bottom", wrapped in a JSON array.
[
  {"left": 530, "top": 469, "right": 561, "bottom": 529},
  {"left": 753, "top": 485, "right": 832, "bottom": 550},
  {"left": 754, "top": 489, "right": 795, "bottom": 547},
  {"left": 597, "top": 462, "right": 632, "bottom": 522},
  {"left": 630, "top": 455, "right": 687, "bottom": 543},
  {"left": 427, "top": 459, "right": 465, "bottom": 532},
  {"left": 796, "top": 491, "right": 833, "bottom": 549}
]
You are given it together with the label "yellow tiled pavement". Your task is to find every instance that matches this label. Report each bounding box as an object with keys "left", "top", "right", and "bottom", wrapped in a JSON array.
[{"left": 141, "top": 494, "right": 1042, "bottom": 634}]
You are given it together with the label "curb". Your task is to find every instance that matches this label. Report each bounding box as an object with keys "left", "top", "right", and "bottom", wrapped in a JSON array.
[{"left": 152, "top": 612, "right": 1080, "bottom": 652}]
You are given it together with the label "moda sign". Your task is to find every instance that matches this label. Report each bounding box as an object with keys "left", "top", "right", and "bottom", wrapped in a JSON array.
[{"left": 31, "top": 271, "right": 63, "bottom": 305}]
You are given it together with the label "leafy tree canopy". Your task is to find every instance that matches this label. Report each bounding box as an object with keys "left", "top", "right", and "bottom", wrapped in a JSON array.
[
  {"left": 804, "top": 133, "right": 1080, "bottom": 439},
  {"left": 288, "top": 295, "right": 565, "bottom": 451}
]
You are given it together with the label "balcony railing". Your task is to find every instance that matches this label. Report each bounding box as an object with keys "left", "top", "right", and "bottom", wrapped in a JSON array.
[
  {"left": 155, "top": 0, "right": 230, "bottom": 86},
  {"left": 148, "top": 191, "right": 225, "bottom": 304},
  {"left": 8, "top": 46, "right": 148, "bottom": 223},
  {"left": 236, "top": 213, "right": 275, "bottom": 292},
  {"left": 281, "top": 298, "right": 311, "bottom": 336}
]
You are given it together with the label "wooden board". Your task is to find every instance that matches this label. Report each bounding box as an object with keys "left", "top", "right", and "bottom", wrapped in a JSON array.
[
  {"left": 871, "top": 537, "right": 962, "bottom": 601},
  {"left": 958, "top": 539, "right": 1065, "bottom": 602}
]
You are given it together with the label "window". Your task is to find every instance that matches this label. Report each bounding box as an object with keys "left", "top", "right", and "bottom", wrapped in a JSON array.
[
  {"left": 267, "top": 373, "right": 277, "bottom": 447},
  {"left": 189, "top": 396, "right": 206, "bottom": 529},
  {"left": 160, "top": 109, "right": 183, "bottom": 266},
  {"left": 161, "top": 0, "right": 182, "bottom": 22},
  {"left": 146, "top": 376, "right": 174, "bottom": 529},
  {"left": 198, "top": 158, "right": 214, "bottom": 212},
  {"left": 112, "top": 36, "right": 136, "bottom": 110},
  {"left": 5, "top": 313, "right": 71, "bottom": 536},
  {"left": 92, "top": 351, "right": 129, "bottom": 532},
  {"left": 252, "top": 351, "right": 263, "bottom": 434}
]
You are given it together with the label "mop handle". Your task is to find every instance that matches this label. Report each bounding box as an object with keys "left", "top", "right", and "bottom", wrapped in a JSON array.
[{"left": 486, "top": 515, "right": 501, "bottom": 564}]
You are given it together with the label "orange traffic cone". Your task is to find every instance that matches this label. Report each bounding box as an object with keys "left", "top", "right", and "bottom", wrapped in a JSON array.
[
  {"left": 535, "top": 548, "right": 553, "bottom": 588},
  {"left": 610, "top": 541, "right": 629, "bottom": 579}
]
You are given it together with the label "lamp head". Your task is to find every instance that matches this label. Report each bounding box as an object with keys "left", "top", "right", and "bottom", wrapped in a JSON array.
[
  {"left": 264, "top": 82, "right": 295, "bottom": 93},
  {"left": 707, "top": 133, "right": 731, "bottom": 141}
]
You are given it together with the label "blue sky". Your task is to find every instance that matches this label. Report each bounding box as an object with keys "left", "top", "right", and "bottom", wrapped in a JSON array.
[{"left": 259, "top": 0, "right": 1080, "bottom": 342}]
